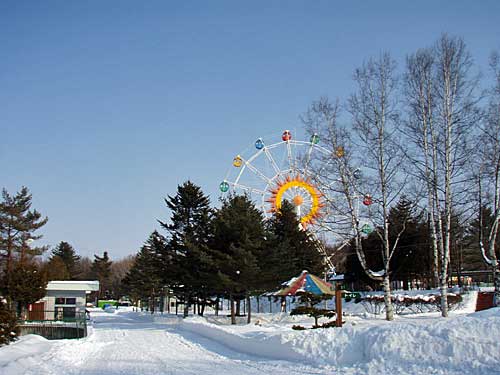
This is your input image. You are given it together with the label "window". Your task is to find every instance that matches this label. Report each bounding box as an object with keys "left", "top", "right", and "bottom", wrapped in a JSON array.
[
  {"left": 55, "top": 307, "right": 76, "bottom": 320},
  {"left": 63, "top": 307, "right": 76, "bottom": 318},
  {"left": 55, "top": 297, "right": 76, "bottom": 305}
]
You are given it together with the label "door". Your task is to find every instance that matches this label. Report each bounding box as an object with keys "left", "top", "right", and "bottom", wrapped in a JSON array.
[{"left": 27, "top": 302, "right": 45, "bottom": 320}]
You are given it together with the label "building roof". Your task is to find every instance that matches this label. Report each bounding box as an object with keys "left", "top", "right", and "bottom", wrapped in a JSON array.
[
  {"left": 273, "top": 270, "right": 334, "bottom": 296},
  {"left": 46, "top": 280, "right": 100, "bottom": 292}
]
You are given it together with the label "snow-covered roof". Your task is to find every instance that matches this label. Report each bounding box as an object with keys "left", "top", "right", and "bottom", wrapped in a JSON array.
[
  {"left": 46, "top": 280, "right": 100, "bottom": 292},
  {"left": 328, "top": 274, "right": 345, "bottom": 281}
]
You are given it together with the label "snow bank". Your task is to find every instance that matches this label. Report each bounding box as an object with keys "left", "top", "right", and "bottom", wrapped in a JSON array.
[
  {"left": 175, "top": 316, "right": 308, "bottom": 362},
  {"left": 0, "top": 335, "right": 53, "bottom": 375},
  {"left": 290, "top": 309, "right": 500, "bottom": 370},
  {"left": 173, "top": 308, "right": 500, "bottom": 374}
]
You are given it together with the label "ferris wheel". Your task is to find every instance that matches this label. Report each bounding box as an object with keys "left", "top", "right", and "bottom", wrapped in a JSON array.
[{"left": 219, "top": 130, "right": 372, "bottom": 270}]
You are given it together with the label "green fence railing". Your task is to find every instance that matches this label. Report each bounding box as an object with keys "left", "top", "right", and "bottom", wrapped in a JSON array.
[{"left": 19, "top": 310, "right": 88, "bottom": 339}]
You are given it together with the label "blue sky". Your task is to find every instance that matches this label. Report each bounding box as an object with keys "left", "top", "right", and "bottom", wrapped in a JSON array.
[{"left": 1, "top": 1, "right": 499, "bottom": 259}]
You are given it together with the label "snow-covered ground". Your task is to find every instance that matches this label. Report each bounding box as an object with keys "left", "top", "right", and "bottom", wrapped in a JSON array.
[{"left": 1, "top": 292, "right": 499, "bottom": 375}]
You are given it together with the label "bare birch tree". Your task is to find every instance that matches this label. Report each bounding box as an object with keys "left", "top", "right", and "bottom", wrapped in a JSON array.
[
  {"left": 433, "top": 35, "right": 480, "bottom": 316},
  {"left": 347, "top": 53, "right": 409, "bottom": 321},
  {"left": 477, "top": 51, "right": 500, "bottom": 303},
  {"left": 402, "top": 48, "right": 440, "bottom": 287},
  {"left": 404, "top": 34, "right": 480, "bottom": 317},
  {"left": 301, "top": 98, "right": 374, "bottom": 282}
]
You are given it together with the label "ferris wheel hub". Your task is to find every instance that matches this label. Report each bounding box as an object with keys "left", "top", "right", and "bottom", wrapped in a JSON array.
[
  {"left": 293, "top": 195, "right": 304, "bottom": 206},
  {"left": 267, "top": 174, "right": 323, "bottom": 227}
]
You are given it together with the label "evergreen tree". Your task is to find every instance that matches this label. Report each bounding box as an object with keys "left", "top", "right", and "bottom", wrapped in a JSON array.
[
  {"left": 109, "top": 255, "right": 135, "bottom": 299},
  {"left": 0, "top": 187, "right": 48, "bottom": 311},
  {"left": 462, "top": 206, "right": 498, "bottom": 271},
  {"left": 2, "top": 261, "right": 47, "bottom": 316},
  {"left": 265, "top": 200, "right": 323, "bottom": 286},
  {"left": 448, "top": 211, "right": 467, "bottom": 286},
  {"left": 387, "top": 198, "right": 433, "bottom": 288},
  {"left": 0, "top": 187, "right": 48, "bottom": 276},
  {"left": 159, "top": 181, "right": 214, "bottom": 317},
  {"left": 122, "top": 232, "right": 164, "bottom": 311},
  {"left": 43, "top": 256, "right": 71, "bottom": 281},
  {"left": 211, "top": 194, "right": 265, "bottom": 322},
  {"left": 91, "top": 251, "right": 112, "bottom": 299},
  {"left": 344, "top": 198, "right": 434, "bottom": 290},
  {"left": 75, "top": 256, "right": 93, "bottom": 280},
  {"left": 0, "top": 300, "right": 18, "bottom": 346},
  {"left": 50, "top": 241, "right": 81, "bottom": 279}
]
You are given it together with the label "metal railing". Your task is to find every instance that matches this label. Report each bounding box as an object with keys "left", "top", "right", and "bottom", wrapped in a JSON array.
[{"left": 19, "top": 310, "right": 88, "bottom": 339}]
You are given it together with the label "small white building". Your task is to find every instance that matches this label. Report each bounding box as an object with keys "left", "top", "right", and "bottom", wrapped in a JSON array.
[{"left": 29, "top": 281, "right": 99, "bottom": 321}]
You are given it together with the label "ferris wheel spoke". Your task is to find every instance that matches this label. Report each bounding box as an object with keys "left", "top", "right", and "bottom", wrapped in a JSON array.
[
  {"left": 303, "top": 196, "right": 313, "bottom": 205},
  {"left": 263, "top": 148, "right": 281, "bottom": 175},
  {"left": 314, "top": 156, "right": 337, "bottom": 180},
  {"left": 303, "top": 142, "right": 315, "bottom": 174},
  {"left": 283, "top": 189, "right": 295, "bottom": 201},
  {"left": 286, "top": 141, "right": 295, "bottom": 172},
  {"left": 229, "top": 182, "right": 266, "bottom": 195},
  {"left": 240, "top": 156, "right": 273, "bottom": 184}
]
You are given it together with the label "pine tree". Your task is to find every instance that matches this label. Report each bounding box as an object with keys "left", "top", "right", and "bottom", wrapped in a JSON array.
[
  {"left": 122, "top": 232, "right": 164, "bottom": 311},
  {"left": 211, "top": 194, "right": 265, "bottom": 323},
  {"left": 43, "top": 256, "right": 71, "bottom": 281},
  {"left": 0, "top": 300, "right": 18, "bottom": 346},
  {"left": 0, "top": 187, "right": 48, "bottom": 276},
  {"left": 74, "top": 256, "right": 93, "bottom": 280},
  {"left": 265, "top": 200, "right": 323, "bottom": 285},
  {"left": 109, "top": 255, "right": 135, "bottom": 299},
  {"left": 387, "top": 198, "right": 433, "bottom": 288},
  {"left": 50, "top": 242, "right": 81, "bottom": 279},
  {"left": 345, "top": 198, "right": 434, "bottom": 290},
  {"left": 462, "top": 207, "right": 497, "bottom": 271},
  {"left": 3, "top": 261, "right": 47, "bottom": 316},
  {"left": 159, "top": 181, "right": 214, "bottom": 317},
  {"left": 91, "top": 251, "right": 113, "bottom": 299}
]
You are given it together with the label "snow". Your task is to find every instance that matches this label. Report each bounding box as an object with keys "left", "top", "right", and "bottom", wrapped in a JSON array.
[
  {"left": 368, "top": 269, "right": 386, "bottom": 277},
  {"left": 1, "top": 292, "right": 499, "bottom": 375},
  {"left": 0, "top": 335, "right": 52, "bottom": 374}
]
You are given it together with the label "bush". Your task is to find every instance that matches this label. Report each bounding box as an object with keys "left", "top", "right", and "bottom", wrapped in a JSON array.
[
  {"left": 290, "top": 292, "right": 336, "bottom": 328},
  {"left": 318, "top": 320, "right": 337, "bottom": 329},
  {"left": 0, "top": 302, "right": 19, "bottom": 346},
  {"left": 356, "top": 293, "right": 463, "bottom": 315},
  {"left": 357, "top": 295, "right": 385, "bottom": 315},
  {"left": 292, "top": 324, "right": 307, "bottom": 330}
]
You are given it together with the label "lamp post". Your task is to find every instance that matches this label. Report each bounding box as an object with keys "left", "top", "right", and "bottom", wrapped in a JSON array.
[{"left": 236, "top": 270, "right": 241, "bottom": 316}]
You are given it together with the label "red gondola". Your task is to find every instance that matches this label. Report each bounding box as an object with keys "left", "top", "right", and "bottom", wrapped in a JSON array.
[{"left": 282, "top": 130, "right": 292, "bottom": 141}]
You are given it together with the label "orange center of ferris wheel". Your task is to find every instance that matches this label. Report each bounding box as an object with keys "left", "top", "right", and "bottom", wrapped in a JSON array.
[
  {"left": 267, "top": 175, "right": 324, "bottom": 227},
  {"left": 292, "top": 195, "right": 304, "bottom": 206}
]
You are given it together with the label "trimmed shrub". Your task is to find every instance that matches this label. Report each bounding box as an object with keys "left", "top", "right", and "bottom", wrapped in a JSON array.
[{"left": 356, "top": 293, "right": 463, "bottom": 315}]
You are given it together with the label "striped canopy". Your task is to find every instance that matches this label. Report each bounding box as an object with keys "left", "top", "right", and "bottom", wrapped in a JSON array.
[{"left": 274, "top": 270, "right": 334, "bottom": 296}]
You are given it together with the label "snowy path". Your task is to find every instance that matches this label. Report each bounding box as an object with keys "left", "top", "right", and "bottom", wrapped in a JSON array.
[
  {"left": 18, "top": 311, "right": 332, "bottom": 375},
  {"left": 5, "top": 306, "right": 499, "bottom": 375}
]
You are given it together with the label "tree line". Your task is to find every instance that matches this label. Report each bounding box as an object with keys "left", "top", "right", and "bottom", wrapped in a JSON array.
[
  {"left": 334, "top": 197, "right": 496, "bottom": 291},
  {"left": 122, "top": 181, "right": 323, "bottom": 323},
  {"left": 301, "top": 33, "right": 499, "bottom": 320},
  {"left": 0, "top": 186, "right": 135, "bottom": 345}
]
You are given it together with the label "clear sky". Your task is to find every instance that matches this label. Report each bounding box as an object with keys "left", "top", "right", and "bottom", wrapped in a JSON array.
[{"left": 1, "top": 1, "right": 499, "bottom": 259}]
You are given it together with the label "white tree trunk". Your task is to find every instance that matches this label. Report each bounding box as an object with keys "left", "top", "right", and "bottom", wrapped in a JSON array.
[{"left": 383, "top": 274, "right": 394, "bottom": 321}]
